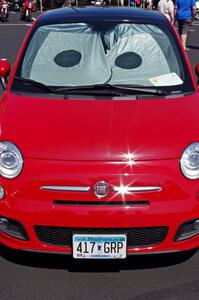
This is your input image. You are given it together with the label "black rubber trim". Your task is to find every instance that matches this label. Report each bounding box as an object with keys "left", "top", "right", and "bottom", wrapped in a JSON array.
[
  {"left": 21, "top": 249, "right": 180, "bottom": 255},
  {"left": 53, "top": 200, "right": 149, "bottom": 206}
]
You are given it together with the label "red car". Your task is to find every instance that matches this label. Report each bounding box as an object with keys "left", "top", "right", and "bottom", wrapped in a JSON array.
[{"left": 0, "top": 7, "right": 199, "bottom": 259}]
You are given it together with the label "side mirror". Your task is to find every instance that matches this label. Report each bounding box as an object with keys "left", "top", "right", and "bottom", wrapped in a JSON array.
[
  {"left": 195, "top": 63, "right": 199, "bottom": 86},
  {"left": 0, "top": 59, "right": 11, "bottom": 90}
]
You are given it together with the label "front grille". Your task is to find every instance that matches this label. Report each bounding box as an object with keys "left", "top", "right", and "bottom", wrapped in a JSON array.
[{"left": 34, "top": 226, "right": 168, "bottom": 248}]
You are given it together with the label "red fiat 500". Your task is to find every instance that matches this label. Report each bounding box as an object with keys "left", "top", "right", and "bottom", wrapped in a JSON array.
[{"left": 0, "top": 7, "right": 199, "bottom": 259}]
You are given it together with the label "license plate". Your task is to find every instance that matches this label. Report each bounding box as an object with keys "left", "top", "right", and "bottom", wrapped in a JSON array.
[{"left": 73, "top": 234, "right": 127, "bottom": 259}]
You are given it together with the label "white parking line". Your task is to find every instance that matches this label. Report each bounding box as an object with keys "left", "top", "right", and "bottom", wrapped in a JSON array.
[{"left": 0, "top": 23, "right": 32, "bottom": 26}]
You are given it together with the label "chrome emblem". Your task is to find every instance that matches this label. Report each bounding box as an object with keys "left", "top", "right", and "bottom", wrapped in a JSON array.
[{"left": 93, "top": 181, "right": 109, "bottom": 198}]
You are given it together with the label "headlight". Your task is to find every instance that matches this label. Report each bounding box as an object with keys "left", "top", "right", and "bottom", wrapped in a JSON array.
[
  {"left": 0, "top": 142, "right": 23, "bottom": 179},
  {"left": 180, "top": 143, "right": 199, "bottom": 179}
]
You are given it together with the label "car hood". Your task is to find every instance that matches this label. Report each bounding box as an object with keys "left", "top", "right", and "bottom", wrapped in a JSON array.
[{"left": 1, "top": 92, "right": 199, "bottom": 161}]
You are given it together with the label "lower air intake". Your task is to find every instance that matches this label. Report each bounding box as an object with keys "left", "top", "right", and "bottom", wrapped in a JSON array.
[{"left": 34, "top": 226, "right": 168, "bottom": 248}]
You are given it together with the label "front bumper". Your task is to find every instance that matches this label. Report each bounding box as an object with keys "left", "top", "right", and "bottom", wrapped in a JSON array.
[{"left": 1, "top": 157, "right": 199, "bottom": 256}]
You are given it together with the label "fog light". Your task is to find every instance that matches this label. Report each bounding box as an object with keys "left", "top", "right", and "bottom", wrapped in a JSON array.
[
  {"left": 175, "top": 218, "right": 199, "bottom": 242},
  {"left": 0, "top": 216, "right": 28, "bottom": 240},
  {"left": 0, "top": 217, "right": 9, "bottom": 229},
  {"left": 0, "top": 186, "right": 5, "bottom": 200},
  {"left": 193, "top": 219, "right": 199, "bottom": 230}
]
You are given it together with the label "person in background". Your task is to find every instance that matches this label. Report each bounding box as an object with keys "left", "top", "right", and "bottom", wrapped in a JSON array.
[
  {"left": 141, "top": 0, "right": 145, "bottom": 8},
  {"left": 158, "top": 0, "right": 174, "bottom": 23},
  {"left": 146, "top": 0, "right": 152, "bottom": 8},
  {"left": 135, "top": 0, "right": 141, "bottom": 7},
  {"left": 174, "top": 0, "right": 196, "bottom": 51},
  {"left": 62, "top": 0, "right": 71, "bottom": 6},
  {"left": 152, "top": 0, "right": 160, "bottom": 10},
  {"left": 130, "top": 0, "right": 136, "bottom": 6}
]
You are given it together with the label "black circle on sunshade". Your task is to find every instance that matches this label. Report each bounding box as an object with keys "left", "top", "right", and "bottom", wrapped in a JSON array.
[
  {"left": 54, "top": 50, "right": 82, "bottom": 68},
  {"left": 115, "top": 52, "right": 142, "bottom": 69}
]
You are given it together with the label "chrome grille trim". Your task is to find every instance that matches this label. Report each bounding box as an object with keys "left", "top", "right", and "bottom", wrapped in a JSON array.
[
  {"left": 113, "top": 186, "right": 162, "bottom": 193},
  {"left": 40, "top": 186, "right": 90, "bottom": 192},
  {"left": 41, "top": 185, "right": 162, "bottom": 193}
]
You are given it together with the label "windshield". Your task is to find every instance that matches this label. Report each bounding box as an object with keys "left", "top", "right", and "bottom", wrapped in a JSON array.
[{"left": 12, "top": 21, "right": 194, "bottom": 96}]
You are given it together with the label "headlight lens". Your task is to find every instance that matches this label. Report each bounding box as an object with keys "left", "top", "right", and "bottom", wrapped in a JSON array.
[
  {"left": 180, "top": 143, "right": 199, "bottom": 179},
  {"left": 0, "top": 142, "right": 23, "bottom": 178}
]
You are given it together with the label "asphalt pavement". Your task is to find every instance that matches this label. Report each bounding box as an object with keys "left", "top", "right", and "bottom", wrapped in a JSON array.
[{"left": 0, "top": 11, "right": 199, "bottom": 300}]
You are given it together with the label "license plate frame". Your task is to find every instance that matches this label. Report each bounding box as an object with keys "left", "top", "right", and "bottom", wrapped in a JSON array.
[{"left": 73, "top": 234, "right": 127, "bottom": 259}]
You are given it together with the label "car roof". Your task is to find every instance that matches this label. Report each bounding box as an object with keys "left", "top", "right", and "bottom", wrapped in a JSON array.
[{"left": 37, "top": 7, "right": 168, "bottom": 26}]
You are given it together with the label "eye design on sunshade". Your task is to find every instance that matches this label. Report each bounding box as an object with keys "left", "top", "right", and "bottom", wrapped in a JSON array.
[
  {"left": 115, "top": 52, "right": 142, "bottom": 69},
  {"left": 54, "top": 50, "right": 82, "bottom": 68}
]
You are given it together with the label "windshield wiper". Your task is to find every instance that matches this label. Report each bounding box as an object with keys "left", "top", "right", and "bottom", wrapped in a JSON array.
[
  {"left": 14, "top": 76, "right": 58, "bottom": 94},
  {"left": 57, "top": 84, "right": 170, "bottom": 96},
  {"left": 14, "top": 78, "right": 170, "bottom": 97},
  {"left": 111, "top": 84, "right": 170, "bottom": 95}
]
